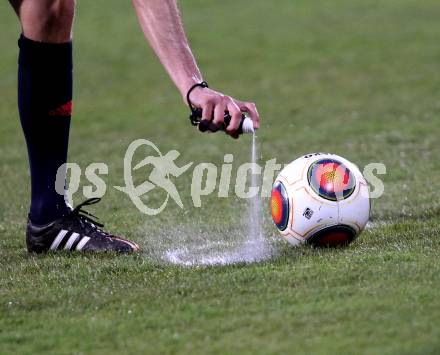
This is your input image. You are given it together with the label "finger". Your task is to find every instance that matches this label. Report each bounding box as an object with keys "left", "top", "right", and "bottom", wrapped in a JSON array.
[
  {"left": 225, "top": 100, "right": 242, "bottom": 133},
  {"left": 238, "top": 101, "right": 260, "bottom": 129},
  {"left": 212, "top": 98, "right": 227, "bottom": 127},
  {"left": 201, "top": 101, "right": 214, "bottom": 121},
  {"left": 227, "top": 131, "right": 240, "bottom": 139}
]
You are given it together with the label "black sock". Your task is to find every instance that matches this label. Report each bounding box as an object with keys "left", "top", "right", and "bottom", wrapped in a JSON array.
[{"left": 18, "top": 35, "right": 73, "bottom": 225}]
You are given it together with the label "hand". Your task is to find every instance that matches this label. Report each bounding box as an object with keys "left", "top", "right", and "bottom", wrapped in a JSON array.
[{"left": 186, "top": 86, "right": 260, "bottom": 138}]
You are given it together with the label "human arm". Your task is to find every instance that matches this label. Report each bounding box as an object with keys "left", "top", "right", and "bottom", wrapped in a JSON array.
[{"left": 131, "top": 0, "right": 260, "bottom": 136}]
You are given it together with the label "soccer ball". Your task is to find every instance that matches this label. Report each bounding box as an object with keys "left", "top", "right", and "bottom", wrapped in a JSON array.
[{"left": 270, "top": 153, "right": 370, "bottom": 247}]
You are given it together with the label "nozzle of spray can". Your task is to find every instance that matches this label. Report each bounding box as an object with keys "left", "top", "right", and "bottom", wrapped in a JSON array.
[{"left": 189, "top": 108, "right": 254, "bottom": 135}]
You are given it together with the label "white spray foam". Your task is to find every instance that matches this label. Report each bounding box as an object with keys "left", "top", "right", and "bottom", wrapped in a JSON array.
[
  {"left": 140, "top": 133, "right": 276, "bottom": 266},
  {"left": 238, "top": 133, "right": 271, "bottom": 262}
]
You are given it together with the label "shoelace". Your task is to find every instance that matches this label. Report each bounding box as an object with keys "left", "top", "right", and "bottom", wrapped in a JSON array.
[{"left": 66, "top": 198, "right": 107, "bottom": 236}]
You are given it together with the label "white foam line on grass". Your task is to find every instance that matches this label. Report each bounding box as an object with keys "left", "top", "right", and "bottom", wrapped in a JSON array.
[
  {"left": 365, "top": 220, "right": 392, "bottom": 229},
  {"left": 164, "top": 240, "right": 275, "bottom": 266},
  {"left": 162, "top": 232, "right": 276, "bottom": 266}
]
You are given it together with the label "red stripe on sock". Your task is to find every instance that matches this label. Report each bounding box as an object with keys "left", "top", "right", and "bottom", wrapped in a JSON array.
[{"left": 48, "top": 101, "right": 72, "bottom": 117}]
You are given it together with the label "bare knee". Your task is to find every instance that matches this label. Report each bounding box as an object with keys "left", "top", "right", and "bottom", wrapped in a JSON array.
[{"left": 18, "top": 0, "right": 75, "bottom": 43}]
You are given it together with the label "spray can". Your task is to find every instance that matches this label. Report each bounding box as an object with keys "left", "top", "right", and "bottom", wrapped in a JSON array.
[{"left": 189, "top": 108, "right": 254, "bottom": 134}]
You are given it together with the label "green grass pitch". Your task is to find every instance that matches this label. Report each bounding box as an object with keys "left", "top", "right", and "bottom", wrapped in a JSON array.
[{"left": 1, "top": 0, "right": 440, "bottom": 353}]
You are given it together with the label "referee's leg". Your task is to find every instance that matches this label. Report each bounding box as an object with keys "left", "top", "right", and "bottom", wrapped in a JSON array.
[{"left": 10, "top": 0, "right": 76, "bottom": 225}]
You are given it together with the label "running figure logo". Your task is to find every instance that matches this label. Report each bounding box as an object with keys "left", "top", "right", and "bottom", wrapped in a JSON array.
[{"left": 115, "top": 139, "right": 192, "bottom": 215}]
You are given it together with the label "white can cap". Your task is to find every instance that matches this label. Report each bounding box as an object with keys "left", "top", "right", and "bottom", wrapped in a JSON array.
[{"left": 241, "top": 116, "right": 255, "bottom": 134}]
